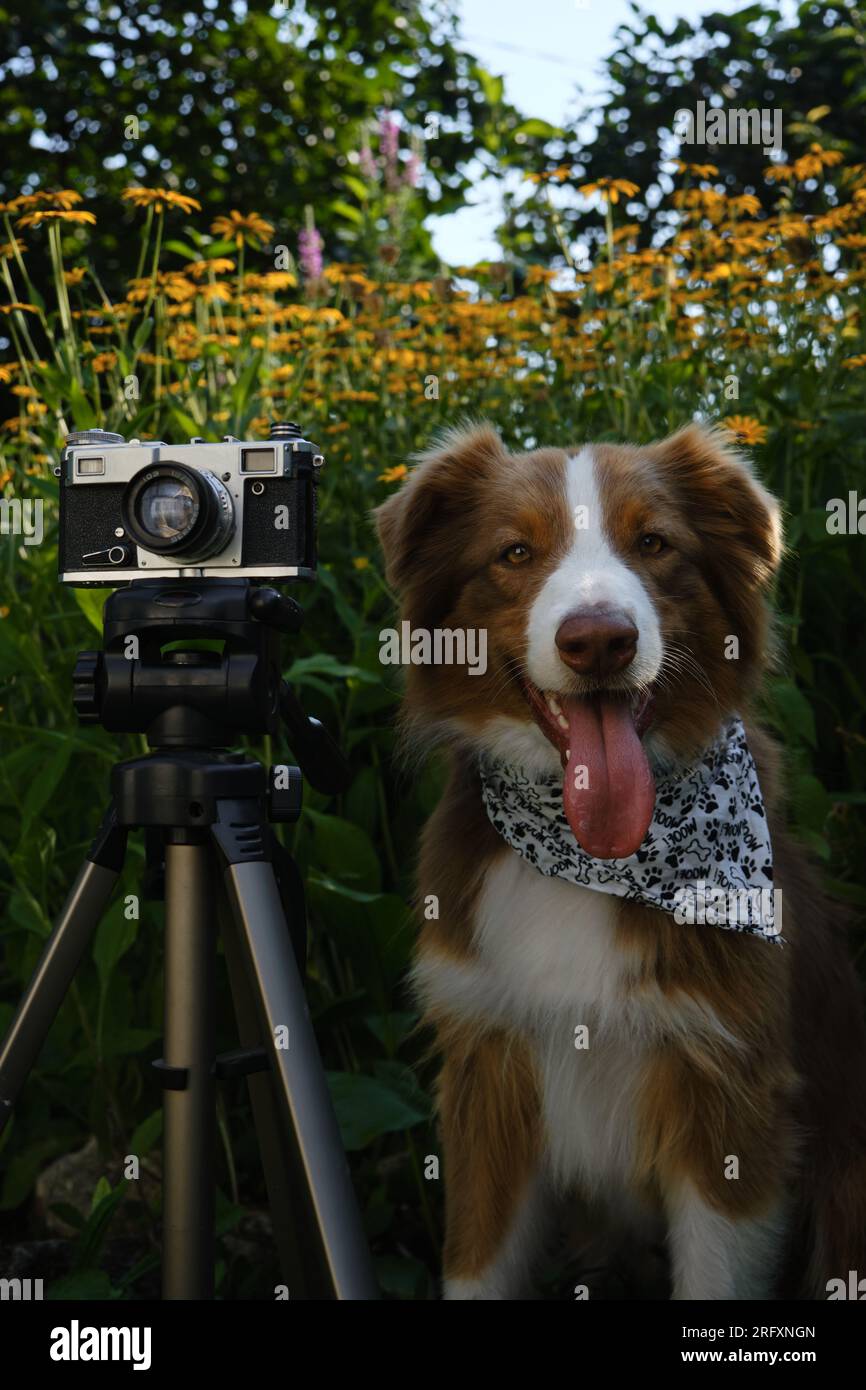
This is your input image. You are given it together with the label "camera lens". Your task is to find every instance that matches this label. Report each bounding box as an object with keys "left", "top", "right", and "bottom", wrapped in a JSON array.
[
  {"left": 122, "top": 464, "right": 234, "bottom": 561},
  {"left": 139, "top": 478, "right": 196, "bottom": 540}
]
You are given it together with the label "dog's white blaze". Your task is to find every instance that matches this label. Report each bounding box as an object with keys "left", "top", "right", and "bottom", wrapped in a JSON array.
[{"left": 525, "top": 447, "right": 663, "bottom": 695}]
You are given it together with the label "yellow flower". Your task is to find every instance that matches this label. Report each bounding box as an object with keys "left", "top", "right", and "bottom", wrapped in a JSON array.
[
  {"left": 792, "top": 144, "right": 844, "bottom": 181},
  {"left": 16, "top": 210, "right": 96, "bottom": 228},
  {"left": 352, "top": 556, "right": 370, "bottom": 571},
  {"left": 6, "top": 189, "right": 82, "bottom": 211},
  {"left": 525, "top": 166, "right": 574, "bottom": 185},
  {"left": 187, "top": 257, "right": 237, "bottom": 279},
  {"left": 125, "top": 272, "right": 197, "bottom": 303},
  {"left": 123, "top": 187, "right": 202, "bottom": 214},
  {"left": 524, "top": 266, "right": 558, "bottom": 286},
  {"left": 764, "top": 163, "right": 795, "bottom": 182},
  {"left": 0, "top": 302, "right": 38, "bottom": 314},
  {"left": 378, "top": 464, "right": 408, "bottom": 483},
  {"left": 64, "top": 267, "right": 87, "bottom": 286},
  {"left": 200, "top": 281, "right": 232, "bottom": 303},
  {"left": 577, "top": 178, "right": 640, "bottom": 205},
  {"left": 244, "top": 271, "right": 297, "bottom": 291},
  {"left": 841, "top": 354, "right": 866, "bottom": 369},
  {"left": 210, "top": 211, "right": 274, "bottom": 247},
  {"left": 674, "top": 161, "right": 720, "bottom": 178},
  {"left": 726, "top": 194, "right": 762, "bottom": 217},
  {"left": 723, "top": 415, "right": 767, "bottom": 445},
  {"left": 91, "top": 352, "right": 118, "bottom": 373}
]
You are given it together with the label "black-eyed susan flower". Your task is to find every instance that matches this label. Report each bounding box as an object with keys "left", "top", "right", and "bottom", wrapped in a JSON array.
[
  {"left": 210, "top": 211, "right": 274, "bottom": 248},
  {"left": 577, "top": 178, "right": 640, "bottom": 205},
  {"left": 722, "top": 415, "right": 768, "bottom": 445},
  {"left": 16, "top": 210, "right": 96, "bottom": 228},
  {"left": 122, "top": 187, "right": 202, "bottom": 214}
]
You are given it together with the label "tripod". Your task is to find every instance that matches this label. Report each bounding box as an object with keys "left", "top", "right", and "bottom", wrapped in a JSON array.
[{"left": 0, "top": 578, "right": 379, "bottom": 1300}]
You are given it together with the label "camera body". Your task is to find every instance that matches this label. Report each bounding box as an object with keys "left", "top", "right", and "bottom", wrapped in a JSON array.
[{"left": 58, "top": 423, "right": 322, "bottom": 586}]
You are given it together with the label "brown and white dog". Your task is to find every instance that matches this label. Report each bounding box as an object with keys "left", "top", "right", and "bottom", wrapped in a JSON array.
[{"left": 374, "top": 420, "right": 866, "bottom": 1301}]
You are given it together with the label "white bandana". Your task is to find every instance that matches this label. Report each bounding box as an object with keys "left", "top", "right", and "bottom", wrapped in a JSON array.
[{"left": 478, "top": 717, "right": 782, "bottom": 943}]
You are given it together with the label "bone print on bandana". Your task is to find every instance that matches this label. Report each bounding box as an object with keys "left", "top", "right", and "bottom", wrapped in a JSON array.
[{"left": 478, "top": 717, "right": 781, "bottom": 943}]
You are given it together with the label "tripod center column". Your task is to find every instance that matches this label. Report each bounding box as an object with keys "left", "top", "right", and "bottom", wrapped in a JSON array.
[{"left": 162, "top": 835, "right": 217, "bottom": 1299}]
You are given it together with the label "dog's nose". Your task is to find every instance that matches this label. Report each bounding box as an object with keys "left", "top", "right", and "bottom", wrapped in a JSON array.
[{"left": 555, "top": 609, "right": 638, "bottom": 677}]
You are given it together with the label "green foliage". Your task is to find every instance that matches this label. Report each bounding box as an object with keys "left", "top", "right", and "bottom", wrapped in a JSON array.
[
  {"left": 0, "top": 0, "right": 540, "bottom": 287},
  {"left": 0, "top": 0, "right": 864, "bottom": 1303},
  {"left": 498, "top": 1, "right": 866, "bottom": 260}
]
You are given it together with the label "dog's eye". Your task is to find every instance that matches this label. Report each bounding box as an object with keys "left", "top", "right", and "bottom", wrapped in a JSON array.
[
  {"left": 639, "top": 533, "right": 667, "bottom": 556},
  {"left": 500, "top": 542, "right": 532, "bottom": 565}
]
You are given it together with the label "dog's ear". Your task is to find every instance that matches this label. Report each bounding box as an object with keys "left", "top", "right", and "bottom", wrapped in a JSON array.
[
  {"left": 373, "top": 421, "right": 507, "bottom": 615},
  {"left": 649, "top": 424, "right": 783, "bottom": 591}
]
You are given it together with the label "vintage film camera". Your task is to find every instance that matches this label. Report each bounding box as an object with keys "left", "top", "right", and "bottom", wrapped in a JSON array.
[{"left": 57, "top": 421, "right": 322, "bottom": 585}]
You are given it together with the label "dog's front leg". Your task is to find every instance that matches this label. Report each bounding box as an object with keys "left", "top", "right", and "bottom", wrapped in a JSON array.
[
  {"left": 436, "top": 1024, "right": 553, "bottom": 1300},
  {"left": 665, "top": 1181, "right": 787, "bottom": 1300}
]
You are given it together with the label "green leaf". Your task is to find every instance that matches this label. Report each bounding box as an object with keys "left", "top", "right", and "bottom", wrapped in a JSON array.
[
  {"left": 72, "top": 586, "right": 108, "bottom": 632},
  {"left": 231, "top": 350, "right": 263, "bottom": 419},
  {"left": 342, "top": 175, "right": 369, "bottom": 202},
  {"left": 285, "top": 652, "right": 378, "bottom": 685},
  {"left": 132, "top": 315, "right": 154, "bottom": 352},
  {"left": 330, "top": 200, "right": 364, "bottom": 225},
  {"left": 513, "top": 118, "right": 562, "bottom": 140},
  {"left": 129, "top": 1109, "right": 162, "bottom": 1157},
  {"left": 164, "top": 239, "right": 199, "bottom": 260},
  {"left": 93, "top": 906, "right": 139, "bottom": 996},
  {"left": 67, "top": 382, "right": 97, "bottom": 431},
  {"left": 90, "top": 1174, "right": 112, "bottom": 1215},
  {"left": 764, "top": 679, "right": 816, "bottom": 748},
  {"left": 477, "top": 68, "right": 504, "bottom": 107},
  {"left": 326, "top": 1071, "right": 427, "bottom": 1149},
  {"left": 168, "top": 405, "right": 203, "bottom": 438},
  {"left": 365, "top": 1012, "right": 418, "bottom": 1053},
  {"left": 305, "top": 810, "right": 382, "bottom": 894},
  {"left": 49, "top": 1201, "right": 87, "bottom": 1231},
  {"left": 21, "top": 743, "right": 73, "bottom": 831}
]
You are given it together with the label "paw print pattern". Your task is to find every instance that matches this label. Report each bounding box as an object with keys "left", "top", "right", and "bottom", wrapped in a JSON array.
[{"left": 478, "top": 714, "right": 780, "bottom": 944}]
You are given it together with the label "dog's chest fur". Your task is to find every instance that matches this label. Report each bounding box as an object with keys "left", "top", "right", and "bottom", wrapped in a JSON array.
[{"left": 417, "top": 848, "right": 738, "bottom": 1201}]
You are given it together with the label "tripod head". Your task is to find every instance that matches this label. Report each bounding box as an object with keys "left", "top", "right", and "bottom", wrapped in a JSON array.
[{"left": 73, "top": 577, "right": 350, "bottom": 794}]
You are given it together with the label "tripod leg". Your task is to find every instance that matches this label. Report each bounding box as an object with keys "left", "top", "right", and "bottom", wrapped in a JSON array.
[
  {"left": 161, "top": 836, "right": 216, "bottom": 1300},
  {"left": 0, "top": 807, "right": 125, "bottom": 1135},
  {"left": 217, "top": 894, "right": 311, "bottom": 1298},
  {"left": 223, "top": 859, "right": 379, "bottom": 1300}
]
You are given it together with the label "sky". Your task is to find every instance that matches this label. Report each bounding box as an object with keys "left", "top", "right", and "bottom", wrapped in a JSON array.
[{"left": 428, "top": 0, "right": 796, "bottom": 263}]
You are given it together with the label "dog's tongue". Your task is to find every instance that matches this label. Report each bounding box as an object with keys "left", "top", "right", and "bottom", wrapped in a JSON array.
[{"left": 561, "top": 696, "right": 655, "bottom": 859}]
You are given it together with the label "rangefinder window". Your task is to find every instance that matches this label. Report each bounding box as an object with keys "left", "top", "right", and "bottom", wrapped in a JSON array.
[
  {"left": 241, "top": 447, "right": 277, "bottom": 473},
  {"left": 76, "top": 456, "right": 105, "bottom": 476}
]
